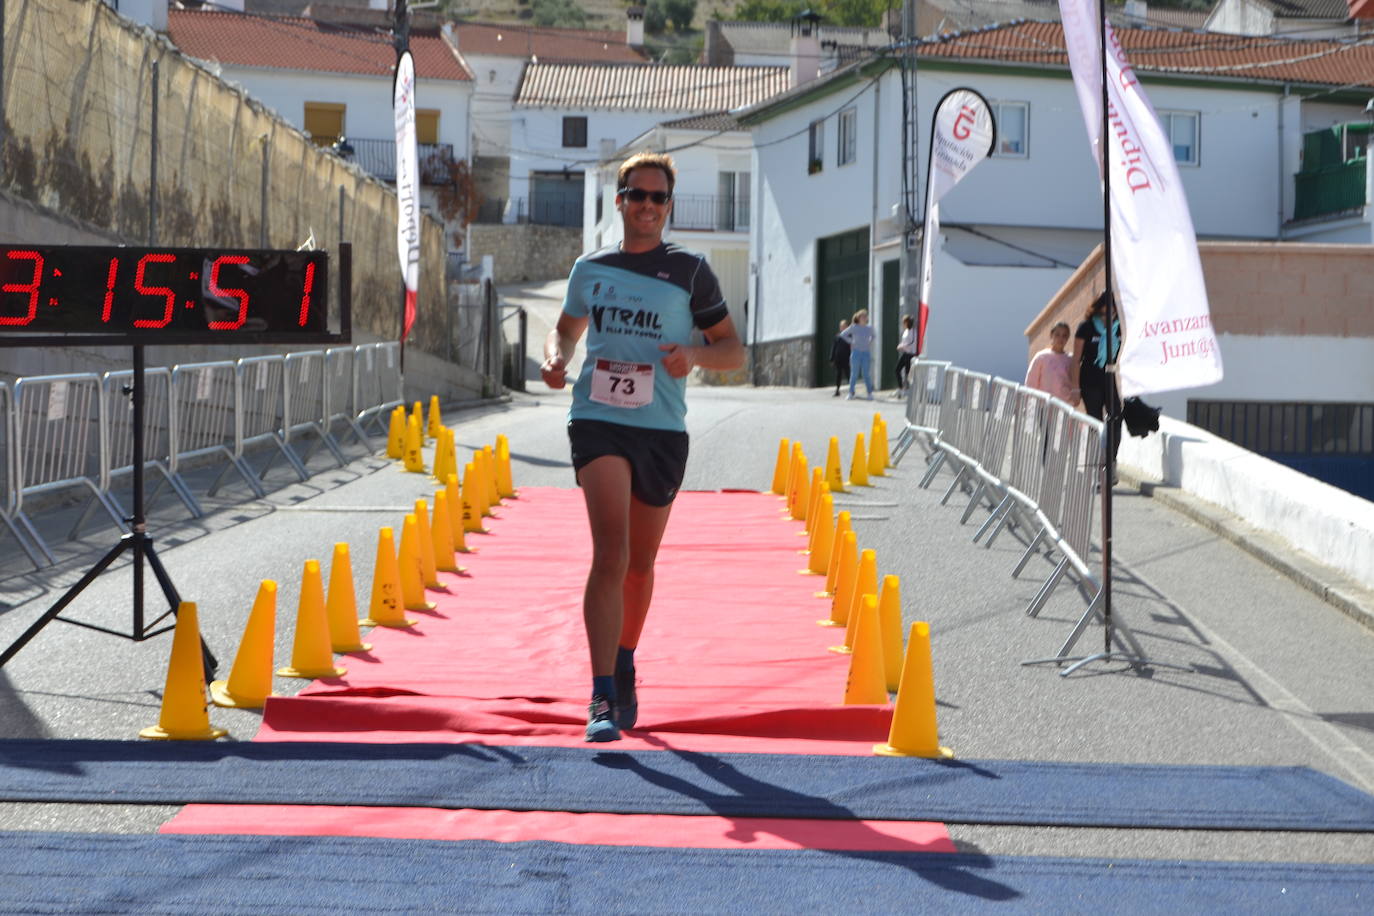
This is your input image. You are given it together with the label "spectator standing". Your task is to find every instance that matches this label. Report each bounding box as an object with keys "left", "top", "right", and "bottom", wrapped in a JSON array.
[
  {"left": 839, "top": 309, "right": 875, "bottom": 400},
  {"left": 829, "top": 319, "right": 851, "bottom": 397},
  {"left": 1025, "top": 321, "right": 1076, "bottom": 404},
  {"left": 895, "top": 314, "right": 918, "bottom": 394}
]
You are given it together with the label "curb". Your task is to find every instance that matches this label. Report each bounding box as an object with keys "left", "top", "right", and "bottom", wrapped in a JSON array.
[{"left": 1119, "top": 470, "right": 1374, "bottom": 635}]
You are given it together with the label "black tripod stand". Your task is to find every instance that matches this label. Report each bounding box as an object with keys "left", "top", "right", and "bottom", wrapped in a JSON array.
[{"left": 0, "top": 346, "right": 216, "bottom": 676}]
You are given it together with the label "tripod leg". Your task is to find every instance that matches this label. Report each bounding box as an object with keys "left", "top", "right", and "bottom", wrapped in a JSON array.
[
  {"left": 143, "top": 539, "right": 218, "bottom": 679},
  {"left": 0, "top": 536, "right": 132, "bottom": 667}
]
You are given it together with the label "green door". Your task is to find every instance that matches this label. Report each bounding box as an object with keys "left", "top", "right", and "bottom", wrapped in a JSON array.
[
  {"left": 813, "top": 227, "right": 870, "bottom": 388},
  {"left": 880, "top": 259, "right": 901, "bottom": 390}
]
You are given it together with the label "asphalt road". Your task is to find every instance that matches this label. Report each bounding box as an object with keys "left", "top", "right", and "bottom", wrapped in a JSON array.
[{"left": 2, "top": 380, "right": 1373, "bottom": 867}]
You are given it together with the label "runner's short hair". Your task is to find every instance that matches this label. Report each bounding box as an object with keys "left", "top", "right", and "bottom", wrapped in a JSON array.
[{"left": 618, "top": 152, "right": 677, "bottom": 196}]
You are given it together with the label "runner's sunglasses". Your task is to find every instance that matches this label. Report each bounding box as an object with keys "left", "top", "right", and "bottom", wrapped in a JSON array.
[{"left": 617, "top": 187, "right": 672, "bottom": 205}]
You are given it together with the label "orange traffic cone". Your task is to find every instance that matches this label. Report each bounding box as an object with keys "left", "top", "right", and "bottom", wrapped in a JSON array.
[
  {"left": 874, "top": 622, "right": 953, "bottom": 758},
  {"left": 801, "top": 468, "right": 824, "bottom": 535},
  {"left": 818, "top": 511, "right": 853, "bottom": 598},
  {"left": 483, "top": 445, "right": 501, "bottom": 505},
  {"left": 210, "top": 581, "right": 278, "bottom": 709},
  {"left": 770, "top": 438, "right": 790, "bottom": 495},
  {"left": 496, "top": 434, "right": 517, "bottom": 498},
  {"left": 427, "top": 395, "right": 442, "bottom": 440},
  {"left": 878, "top": 416, "right": 892, "bottom": 469},
  {"left": 832, "top": 548, "right": 878, "bottom": 654},
  {"left": 473, "top": 452, "right": 494, "bottom": 518},
  {"left": 868, "top": 413, "right": 887, "bottom": 478},
  {"left": 410, "top": 401, "right": 424, "bottom": 440},
  {"left": 789, "top": 454, "right": 810, "bottom": 522},
  {"left": 403, "top": 414, "right": 426, "bottom": 473},
  {"left": 445, "top": 473, "right": 474, "bottom": 553},
  {"left": 413, "top": 499, "right": 444, "bottom": 589},
  {"left": 277, "top": 560, "right": 346, "bottom": 679},
  {"left": 141, "top": 602, "right": 228, "bottom": 740},
  {"left": 843, "top": 595, "right": 889, "bottom": 705},
  {"left": 431, "top": 426, "right": 453, "bottom": 486},
  {"left": 819, "top": 530, "right": 857, "bottom": 627},
  {"left": 325, "top": 543, "right": 370, "bottom": 654},
  {"left": 386, "top": 406, "right": 405, "bottom": 459},
  {"left": 362, "top": 526, "right": 415, "bottom": 628},
  {"left": 805, "top": 489, "right": 834, "bottom": 576},
  {"left": 849, "top": 432, "right": 869, "bottom": 487},
  {"left": 825, "top": 436, "right": 846, "bottom": 493},
  {"left": 878, "top": 575, "right": 903, "bottom": 693},
  {"left": 462, "top": 462, "right": 487, "bottom": 533},
  {"left": 782, "top": 441, "right": 803, "bottom": 507},
  {"left": 398, "top": 514, "right": 437, "bottom": 612}
]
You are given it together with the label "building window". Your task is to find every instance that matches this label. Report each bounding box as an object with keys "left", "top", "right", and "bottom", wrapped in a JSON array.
[
  {"left": 562, "top": 116, "right": 588, "bottom": 148},
  {"left": 415, "top": 109, "right": 440, "bottom": 145},
  {"left": 808, "top": 119, "right": 824, "bottom": 174},
  {"left": 716, "top": 171, "right": 751, "bottom": 231},
  {"left": 303, "top": 102, "right": 345, "bottom": 146},
  {"left": 991, "top": 101, "right": 1028, "bottom": 158},
  {"left": 1159, "top": 110, "right": 1200, "bottom": 166},
  {"left": 838, "top": 107, "right": 857, "bottom": 166}
]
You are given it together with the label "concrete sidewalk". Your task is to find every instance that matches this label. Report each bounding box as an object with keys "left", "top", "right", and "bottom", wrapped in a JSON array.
[{"left": 1, "top": 384, "right": 1372, "bottom": 868}]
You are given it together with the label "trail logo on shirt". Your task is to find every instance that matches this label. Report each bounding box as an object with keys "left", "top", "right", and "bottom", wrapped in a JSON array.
[{"left": 589, "top": 304, "right": 664, "bottom": 337}]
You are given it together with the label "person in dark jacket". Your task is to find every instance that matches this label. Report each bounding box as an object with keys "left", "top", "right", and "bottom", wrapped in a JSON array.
[{"left": 829, "top": 319, "right": 851, "bottom": 397}]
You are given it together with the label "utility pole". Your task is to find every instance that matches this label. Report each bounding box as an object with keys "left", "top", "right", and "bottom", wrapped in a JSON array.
[{"left": 898, "top": 0, "right": 921, "bottom": 337}]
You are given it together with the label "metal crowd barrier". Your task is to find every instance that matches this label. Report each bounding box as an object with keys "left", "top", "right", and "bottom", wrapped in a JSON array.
[
  {"left": 1, "top": 345, "right": 403, "bottom": 568},
  {"left": 899, "top": 359, "right": 1109, "bottom": 628}
]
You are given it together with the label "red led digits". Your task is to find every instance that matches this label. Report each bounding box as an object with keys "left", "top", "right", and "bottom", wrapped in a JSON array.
[
  {"left": 207, "top": 255, "right": 251, "bottom": 330},
  {"left": 101, "top": 257, "right": 120, "bottom": 322},
  {"left": 0, "top": 249, "right": 44, "bottom": 326},
  {"left": 298, "top": 261, "right": 317, "bottom": 326},
  {"left": 133, "top": 253, "right": 177, "bottom": 328}
]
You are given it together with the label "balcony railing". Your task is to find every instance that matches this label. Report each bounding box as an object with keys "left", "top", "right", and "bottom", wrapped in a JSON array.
[
  {"left": 669, "top": 194, "right": 750, "bottom": 232},
  {"left": 338, "top": 138, "right": 455, "bottom": 185},
  {"left": 473, "top": 197, "right": 582, "bottom": 227},
  {"left": 1292, "top": 158, "right": 1366, "bottom": 222}
]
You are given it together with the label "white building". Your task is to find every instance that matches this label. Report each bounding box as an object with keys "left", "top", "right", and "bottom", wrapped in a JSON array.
[
  {"left": 734, "top": 19, "right": 1374, "bottom": 389},
  {"left": 510, "top": 62, "right": 787, "bottom": 228},
  {"left": 1204, "top": 0, "right": 1362, "bottom": 38},
  {"left": 165, "top": 9, "right": 473, "bottom": 248}
]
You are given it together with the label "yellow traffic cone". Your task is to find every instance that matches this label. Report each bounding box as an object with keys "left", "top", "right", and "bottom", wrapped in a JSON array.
[
  {"left": 445, "top": 473, "right": 474, "bottom": 553},
  {"left": 403, "top": 414, "right": 426, "bottom": 473},
  {"left": 474, "top": 452, "right": 495, "bottom": 518},
  {"left": 782, "top": 441, "right": 803, "bottom": 506},
  {"left": 209, "top": 581, "right": 278, "bottom": 709},
  {"left": 789, "top": 454, "right": 810, "bottom": 522},
  {"left": 819, "top": 530, "right": 857, "bottom": 627},
  {"left": 770, "top": 438, "right": 790, "bottom": 495},
  {"left": 398, "top": 514, "right": 437, "bottom": 611},
  {"left": 878, "top": 575, "right": 904, "bottom": 693},
  {"left": 431, "top": 489, "right": 466, "bottom": 574},
  {"left": 483, "top": 445, "right": 501, "bottom": 505},
  {"left": 413, "top": 499, "right": 444, "bottom": 589},
  {"left": 325, "top": 543, "right": 370, "bottom": 654},
  {"left": 462, "top": 462, "right": 487, "bottom": 533},
  {"left": 496, "top": 434, "right": 517, "bottom": 498},
  {"left": 277, "top": 560, "right": 346, "bottom": 679},
  {"left": 427, "top": 395, "right": 442, "bottom": 440},
  {"left": 805, "top": 489, "right": 834, "bottom": 576},
  {"left": 825, "top": 436, "right": 846, "bottom": 493},
  {"left": 801, "top": 468, "right": 824, "bottom": 535},
  {"left": 386, "top": 406, "right": 405, "bottom": 459},
  {"left": 878, "top": 416, "right": 893, "bottom": 469},
  {"left": 362, "top": 526, "right": 416, "bottom": 628},
  {"left": 832, "top": 548, "right": 878, "bottom": 654},
  {"left": 431, "top": 426, "right": 451, "bottom": 486},
  {"left": 843, "top": 595, "right": 890, "bottom": 705},
  {"left": 410, "top": 401, "right": 424, "bottom": 440},
  {"left": 818, "top": 511, "right": 852, "bottom": 598},
  {"left": 849, "top": 432, "right": 869, "bottom": 487},
  {"left": 868, "top": 413, "right": 887, "bottom": 477},
  {"left": 141, "top": 602, "right": 228, "bottom": 740},
  {"left": 875, "top": 622, "right": 953, "bottom": 758}
]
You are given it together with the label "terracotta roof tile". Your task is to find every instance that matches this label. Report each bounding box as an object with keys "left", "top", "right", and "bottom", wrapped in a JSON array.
[
  {"left": 516, "top": 63, "right": 790, "bottom": 111},
  {"left": 919, "top": 20, "right": 1374, "bottom": 88},
  {"left": 452, "top": 21, "right": 648, "bottom": 63},
  {"left": 166, "top": 10, "right": 471, "bottom": 82}
]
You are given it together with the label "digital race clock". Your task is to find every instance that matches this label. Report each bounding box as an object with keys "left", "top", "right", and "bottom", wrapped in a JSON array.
[{"left": 0, "top": 244, "right": 351, "bottom": 346}]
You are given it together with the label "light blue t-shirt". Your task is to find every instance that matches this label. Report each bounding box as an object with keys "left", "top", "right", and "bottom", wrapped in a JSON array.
[{"left": 562, "top": 243, "right": 728, "bottom": 432}]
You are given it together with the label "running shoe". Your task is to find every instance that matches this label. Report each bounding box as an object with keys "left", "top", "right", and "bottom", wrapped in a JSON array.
[
  {"left": 585, "top": 695, "right": 621, "bottom": 742},
  {"left": 614, "top": 668, "right": 637, "bottom": 730}
]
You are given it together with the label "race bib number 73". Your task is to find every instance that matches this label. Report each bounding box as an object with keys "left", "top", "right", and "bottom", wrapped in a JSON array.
[{"left": 589, "top": 359, "right": 654, "bottom": 409}]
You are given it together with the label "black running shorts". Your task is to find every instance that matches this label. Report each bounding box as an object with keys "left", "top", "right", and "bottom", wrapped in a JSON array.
[{"left": 568, "top": 419, "right": 690, "bottom": 507}]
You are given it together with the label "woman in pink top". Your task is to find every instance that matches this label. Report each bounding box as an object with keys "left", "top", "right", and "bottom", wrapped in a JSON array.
[{"left": 1025, "top": 322, "right": 1077, "bottom": 405}]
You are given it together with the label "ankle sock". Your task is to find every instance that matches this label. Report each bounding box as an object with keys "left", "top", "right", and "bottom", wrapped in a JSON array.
[
  {"left": 615, "top": 646, "right": 636, "bottom": 674},
  {"left": 592, "top": 675, "right": 615, "bottom": 702}
]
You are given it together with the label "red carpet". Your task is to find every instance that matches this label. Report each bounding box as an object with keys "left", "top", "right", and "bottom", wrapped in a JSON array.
[{"left": 166, "top": 486, "right": 951, "bottom": 850}]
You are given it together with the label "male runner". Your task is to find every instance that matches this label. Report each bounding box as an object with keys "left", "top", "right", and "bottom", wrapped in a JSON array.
[{"left": 540, "top": 152, "right": 744, "bottom": 742}]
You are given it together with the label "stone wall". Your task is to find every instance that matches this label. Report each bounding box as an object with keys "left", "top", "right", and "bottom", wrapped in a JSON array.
[
  {"left": 467, "top": 223, "right": 582, "bottom": 284},
  {"left": 749, "top": 335, "right": 813, "bottom": 388},
  {"left": 1, "top": 0, "right": 454, "bottom": 368}
]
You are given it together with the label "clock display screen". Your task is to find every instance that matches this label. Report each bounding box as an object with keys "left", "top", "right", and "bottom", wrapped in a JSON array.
[{"left": 0, "top": 245, "right": 334, "bottom": 343}]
